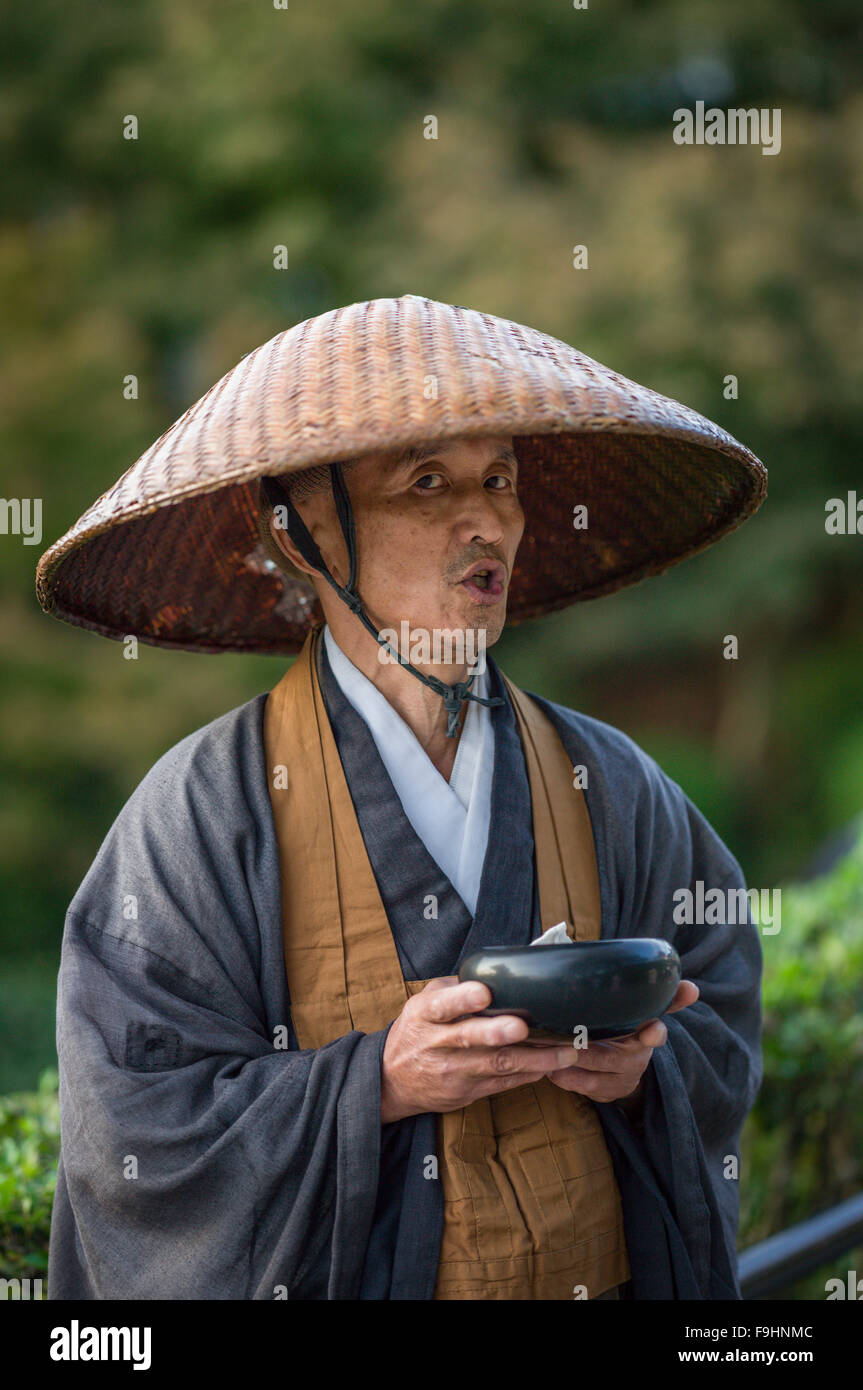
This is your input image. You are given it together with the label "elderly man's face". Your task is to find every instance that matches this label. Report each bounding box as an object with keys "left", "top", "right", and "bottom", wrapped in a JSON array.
[{"left": 284, "top": 434, "right": 524, "bottom": 650}]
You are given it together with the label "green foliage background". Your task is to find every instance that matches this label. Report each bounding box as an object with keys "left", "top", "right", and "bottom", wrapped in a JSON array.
[{"left": 1, "top": 0, "right": 861, "bottom": 1296}]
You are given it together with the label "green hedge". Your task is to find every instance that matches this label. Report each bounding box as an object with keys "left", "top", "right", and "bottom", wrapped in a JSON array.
[
  {"left": 738, "top": 823, "right": 863, "bottom": 1297},
  {"left": 2, "top": 830, "right": 862, "bottom": 1298},
  {"left": 0, "top": 1068, "right": 58, "bottom": 1296}
]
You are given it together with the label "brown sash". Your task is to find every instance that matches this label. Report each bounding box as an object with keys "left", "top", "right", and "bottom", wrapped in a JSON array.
[{"left": 264, "top": 626, "right": 630, "bottom": 1299}]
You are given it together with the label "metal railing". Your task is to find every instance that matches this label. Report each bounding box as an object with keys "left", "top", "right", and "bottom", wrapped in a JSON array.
[{"left": 738, "top": 1191, "right": 863, "bottom": 1299}]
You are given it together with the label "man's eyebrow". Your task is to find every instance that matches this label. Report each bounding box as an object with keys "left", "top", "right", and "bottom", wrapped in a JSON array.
[{"left": 392, "top": 443, "right": 519, "bottom": 471}]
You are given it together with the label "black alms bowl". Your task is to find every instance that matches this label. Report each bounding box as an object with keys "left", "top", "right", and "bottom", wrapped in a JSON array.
[{"left": 458, "top": 938, "right": 682, "bottom": 1042}]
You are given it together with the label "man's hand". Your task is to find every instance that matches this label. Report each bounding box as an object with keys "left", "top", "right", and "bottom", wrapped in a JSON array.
[
  {"left": 543, "top": 979, "right": 700, "bottom": 1103},
  {"left": 380, "top": 976, "right": 588, "bottom": 1123}
]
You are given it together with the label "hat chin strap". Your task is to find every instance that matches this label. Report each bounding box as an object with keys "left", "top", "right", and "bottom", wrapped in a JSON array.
[{"left": 266, "top": 462, "right": 505, "bottom": 737}]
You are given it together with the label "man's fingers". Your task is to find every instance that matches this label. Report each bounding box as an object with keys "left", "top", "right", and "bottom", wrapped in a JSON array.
[
  {"left": 634, "top": 1019, "right": 667, "bottom": 1048},
  {"left": 452, "top": 1015, "right": 532, "bottom": 1048},
  {"left": 484, "top": 1070, "right": 551, "bottom": 1097},
  {"left": 554, "top": 1037, "right": 657, "bottom": 1070},
  {"left": 474, "top": 1042, "right": 585, "bottom": 1076},
  {"left": 448, "top": 1070, "right": 551, "bottom": 1107},
  {"left": 665, "top": 980, "right": 699, "bottom": 1013},
  {"left": 417, "top": 978, "right": 492, "bottom": 1022}
]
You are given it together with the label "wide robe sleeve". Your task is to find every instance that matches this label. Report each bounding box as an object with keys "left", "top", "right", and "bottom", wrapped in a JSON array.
[
  {"left": 48, "top": 696, "right": 387, "bottom": 1301},
  {"left": 536, "top": 695, "right": 764, "bottom": 1300}
]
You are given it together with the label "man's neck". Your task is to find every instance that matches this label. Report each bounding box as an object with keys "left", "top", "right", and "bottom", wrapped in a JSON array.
[{"left": 322, "top": 617, "right": 472, "bottom": 780}]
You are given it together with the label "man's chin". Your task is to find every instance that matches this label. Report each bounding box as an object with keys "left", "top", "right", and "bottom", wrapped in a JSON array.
[
  {"left": 478, "top": 615, "right": 505, "bottom": 649},
  {"left": 375, "top": 609, "right": 505, "bottom": 669},
  {"left": 459, "top": 606, "right": 506, "bottom": 647},
  {"left": 459, "top": 608, "right": 506, "bottom": 646}
]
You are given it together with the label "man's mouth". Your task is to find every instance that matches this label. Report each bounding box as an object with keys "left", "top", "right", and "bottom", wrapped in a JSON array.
[{"left": 458, "top": 559, "right": 506, "bottom": 602}]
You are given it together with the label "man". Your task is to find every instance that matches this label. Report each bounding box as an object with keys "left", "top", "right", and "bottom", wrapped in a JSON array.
[{"left": 38, "top": 294, "right": 765, "bottom": 1300}]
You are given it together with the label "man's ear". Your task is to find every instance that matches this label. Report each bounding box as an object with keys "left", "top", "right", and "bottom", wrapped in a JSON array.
[{"left": 268, "top": 512, "right": 320, "bottom": 580}]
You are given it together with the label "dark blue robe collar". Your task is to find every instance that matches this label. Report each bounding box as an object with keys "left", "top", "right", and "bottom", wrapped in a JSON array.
[{"left": 315, "top": 631, "right": 541, "bottom": 978}]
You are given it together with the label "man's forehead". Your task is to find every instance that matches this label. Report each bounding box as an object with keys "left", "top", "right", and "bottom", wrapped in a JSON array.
[{"left": 384, "top": 438, "right": 518, "bottom": 472}]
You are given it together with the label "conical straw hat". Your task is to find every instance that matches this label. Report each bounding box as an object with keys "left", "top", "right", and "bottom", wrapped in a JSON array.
[{"left": 35, "top": 293, "right": 766, "bottom": 654}]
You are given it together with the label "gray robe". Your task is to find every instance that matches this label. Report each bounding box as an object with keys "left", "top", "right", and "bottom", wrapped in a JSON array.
[{"left": 47, "top": 645, "right": 762, "bottom": 1300}]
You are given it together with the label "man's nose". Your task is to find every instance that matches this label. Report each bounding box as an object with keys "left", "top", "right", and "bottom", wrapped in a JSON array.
[{"left": 450, "top": 485, "right": 508, "bottom": 544}]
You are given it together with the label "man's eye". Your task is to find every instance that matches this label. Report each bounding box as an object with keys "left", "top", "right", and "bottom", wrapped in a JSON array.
[
  {"left": 486, "top": 474, "right": 514, "bottom": 490},
  {"left": 414, "top": 473, "right": 445, "bottom": 490}
]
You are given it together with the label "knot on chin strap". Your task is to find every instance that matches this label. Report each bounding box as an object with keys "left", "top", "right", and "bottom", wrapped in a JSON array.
[
  {"left": 441, "top": 674, "right": 481, "bottom": 738},
  {"left": 341, "top": 589, "right": 366, "bottom": 618},
  {"left": 381, "top": 647, "right": 504, "bottom": 737},
  {"left": 263, "top": 462, "right": 506, "bottom": 736}
]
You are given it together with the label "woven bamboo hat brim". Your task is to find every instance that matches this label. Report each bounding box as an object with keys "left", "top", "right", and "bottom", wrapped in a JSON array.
[{"left": 36, "top": 293, "right": 766, "bottom": 654}]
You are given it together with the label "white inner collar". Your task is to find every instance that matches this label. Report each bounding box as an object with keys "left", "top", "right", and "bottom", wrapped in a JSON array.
[{"left": 322, "top": 623, "right": 494, "bottom": 914}]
